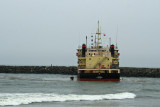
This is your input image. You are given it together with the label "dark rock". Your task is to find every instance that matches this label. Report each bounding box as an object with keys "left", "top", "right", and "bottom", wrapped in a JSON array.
[{"left": 0, "top": 66, "right": 160, "bottom": 77}]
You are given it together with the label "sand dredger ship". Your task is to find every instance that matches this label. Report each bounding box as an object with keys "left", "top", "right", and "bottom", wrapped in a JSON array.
[{"left": 76, "top": 21, "right": 120, "bottom": 81}]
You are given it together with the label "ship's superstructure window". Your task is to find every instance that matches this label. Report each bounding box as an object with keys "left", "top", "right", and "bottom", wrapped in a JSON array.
[
  {"left": 89, "top": 50, "right": 97, "bottom": 52},
  {"left": 77, "top": 49, "right": 82, "bottom": 52},
  {"left": 98, "top": 50, "right": 106, "bottom": 52}
]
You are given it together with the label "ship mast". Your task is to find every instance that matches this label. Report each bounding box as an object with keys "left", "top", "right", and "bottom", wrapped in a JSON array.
[{"left": 96, "top": 20, "right": 102, "bottom": 49}]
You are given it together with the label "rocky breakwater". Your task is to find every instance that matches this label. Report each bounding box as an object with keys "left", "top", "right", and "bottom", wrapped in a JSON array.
[
  {"left": 120, "top": 67, "right": 160, "bottom": 77},
  {"left": 0, "top": 66, "right": 77, "bottom": 75},
  {"left": 0, "top": 66, "right": 160, "bottom": 77}
]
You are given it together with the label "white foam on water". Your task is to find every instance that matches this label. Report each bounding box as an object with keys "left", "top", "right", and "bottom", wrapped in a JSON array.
[{"left": 0, "top": 92, "right": 136, "bottom": 106}]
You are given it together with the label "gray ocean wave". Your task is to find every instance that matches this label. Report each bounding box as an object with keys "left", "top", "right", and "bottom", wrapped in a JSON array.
[
  {"left": 0, "top": 75, "right": 70, "bottom": 81},
  {"left": 0, "top": 92, "right": 136, "bottom": 106}
]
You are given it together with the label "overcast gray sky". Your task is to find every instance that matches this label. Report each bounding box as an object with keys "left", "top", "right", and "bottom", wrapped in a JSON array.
[{"left": 0, "top": 0, "right": 160, "bottom": 67}]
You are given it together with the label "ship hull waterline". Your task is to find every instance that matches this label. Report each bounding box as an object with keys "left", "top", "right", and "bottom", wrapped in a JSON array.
[
  {"left": 77, "top": 73, "right": 120, "bottom": 81},
  {"left": 77, "top": 78, "right": 120, "bottom": 81}
]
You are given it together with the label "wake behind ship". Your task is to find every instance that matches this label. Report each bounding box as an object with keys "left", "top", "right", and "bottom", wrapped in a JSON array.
[{"left": 76, "top": 21, "right": 120, "bottom": 81}]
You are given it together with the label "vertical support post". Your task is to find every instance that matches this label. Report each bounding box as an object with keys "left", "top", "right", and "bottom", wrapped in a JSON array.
[
  {"left": 109, "top": 37, "right": 111, "bottom": 46},
  {"left": 86, "top": 36, "right": 87, "bottom": 47}
]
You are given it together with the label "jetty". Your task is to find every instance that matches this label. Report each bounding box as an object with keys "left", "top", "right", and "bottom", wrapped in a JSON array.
[{"left": 0, "top": 66, "right": 160, "bottom": 77}]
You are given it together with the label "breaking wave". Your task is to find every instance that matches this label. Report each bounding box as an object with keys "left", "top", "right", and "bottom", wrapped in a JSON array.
[{"left": 0, "top": 92, "right": 136, "bottom": 106}]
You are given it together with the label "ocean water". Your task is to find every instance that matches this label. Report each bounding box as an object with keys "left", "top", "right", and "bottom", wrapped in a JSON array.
[{"left": 0, "top": 73, "right": 159, "bottom": 107}]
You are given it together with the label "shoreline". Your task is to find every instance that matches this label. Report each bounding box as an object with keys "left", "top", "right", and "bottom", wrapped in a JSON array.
[{"left": 0, "top": 66, "right": 160, "bottom": 77}]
